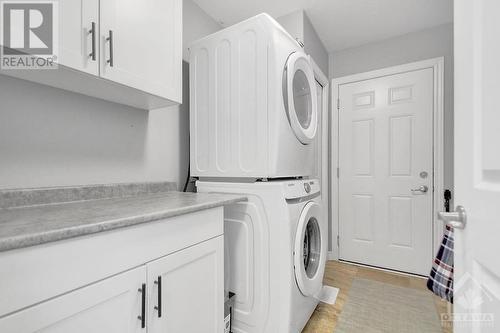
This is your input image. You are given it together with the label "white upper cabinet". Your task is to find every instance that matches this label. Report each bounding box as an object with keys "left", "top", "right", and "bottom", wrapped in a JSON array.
[
  {"left": 1, "top": 0, "right": 182, "bottom": 109},
  {"left": 58, "top": 0, "right": 99, "bottom": 75},
  {"left": 100, "top": 0, "right": 182, "bottom": 103}
]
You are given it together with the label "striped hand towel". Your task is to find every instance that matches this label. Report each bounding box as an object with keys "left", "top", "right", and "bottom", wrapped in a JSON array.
[{"left": 427, "top": 225, "right": 454, "bottom": 303}]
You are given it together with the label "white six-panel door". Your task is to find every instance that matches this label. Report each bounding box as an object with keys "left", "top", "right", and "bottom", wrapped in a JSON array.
[{"left": 339, "top": 68, "right": 434, "bottom": 275}]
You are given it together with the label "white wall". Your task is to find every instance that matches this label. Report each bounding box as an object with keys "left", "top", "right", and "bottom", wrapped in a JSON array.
[
  {"left": 0, "top": 0, "right": 220, "bottom": 190},
  {"left": 277, "top": 10, "right": 329, "bottom": 75},
  {"left": 329, "top": 23, "right": 454, "bottom": 193}
]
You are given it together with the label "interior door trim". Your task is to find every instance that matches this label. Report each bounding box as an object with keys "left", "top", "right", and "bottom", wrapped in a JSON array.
[{"left": 309, "top": 58, "right": 330, "bottom": 259}]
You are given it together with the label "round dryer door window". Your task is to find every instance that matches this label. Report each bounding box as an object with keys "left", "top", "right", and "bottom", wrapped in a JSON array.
[
  {"left": 283, "top": 52, "right": 318, "bottom": 145},
  {"left": 294, "top": 201, "right": 326, "bottom": 297}
]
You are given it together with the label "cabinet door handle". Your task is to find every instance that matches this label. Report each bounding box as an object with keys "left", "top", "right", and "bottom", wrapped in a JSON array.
[
  {"left": 88, "top": 22, "right": 96, "bottom": 61},
  {"left": 106, "top": 30, "right": 114, "bottom": 67},
  {"left": 137, "top": 283, "right": 146, "bottom": 328},
  {"left": 154, "top": 276, "right": 162, "bottom": 318}
]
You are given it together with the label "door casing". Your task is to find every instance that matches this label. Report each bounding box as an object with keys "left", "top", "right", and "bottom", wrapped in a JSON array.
[
  {"left": 330, "top": 57, "right": 445, "bottom": 264},
  {"left": 310, "top": 58, "right": 331, "bottom": 257}
]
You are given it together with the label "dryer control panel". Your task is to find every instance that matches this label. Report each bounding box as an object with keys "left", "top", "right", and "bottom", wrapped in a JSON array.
[{"left": 283, "top": 179, "right": 320, "bottom": 200}]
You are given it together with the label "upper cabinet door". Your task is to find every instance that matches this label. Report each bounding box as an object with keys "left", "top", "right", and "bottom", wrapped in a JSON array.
[
  {"left": 59, "top": 0, "right": 99, "bottom": 75},
  {"left": 100, "top": 0, "right": 182, "bottom": 102}
]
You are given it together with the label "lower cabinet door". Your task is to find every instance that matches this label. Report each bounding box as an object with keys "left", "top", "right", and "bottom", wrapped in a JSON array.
[
  {"left": 147, "top": 236, "right": 224, "bottom": 333},
  {"left": 0, "top": 266, "right": 146, "bottom": 333}
]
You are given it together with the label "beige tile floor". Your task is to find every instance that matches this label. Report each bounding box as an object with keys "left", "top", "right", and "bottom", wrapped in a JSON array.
[{"left": 302, "top": 260, "right": 453, "bottom": 333}]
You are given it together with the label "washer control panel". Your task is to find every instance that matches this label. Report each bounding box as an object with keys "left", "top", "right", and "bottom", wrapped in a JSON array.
[{"left": 283, "top": 179, "right": 320, "bottom": 200}]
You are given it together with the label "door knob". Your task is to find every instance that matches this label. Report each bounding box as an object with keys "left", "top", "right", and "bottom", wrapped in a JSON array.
[
  {"left": 411, "top": 185, "right": 428, "bottom": 194},
  {"left": 438, "top": 205, "right": 467, "bottom": 229}
]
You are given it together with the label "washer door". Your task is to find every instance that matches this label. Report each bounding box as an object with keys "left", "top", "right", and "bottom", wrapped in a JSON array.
[
  {"left": 294, "top": 201, "right": 326, "bottom": 296},
  {"left": 283, "top": 52, "right": 318, "bottom": 145}
]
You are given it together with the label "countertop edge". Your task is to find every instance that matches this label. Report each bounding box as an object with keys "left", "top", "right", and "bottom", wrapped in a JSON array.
[{"left": 0, "top": 196, "right": 246, "bottom": 253}]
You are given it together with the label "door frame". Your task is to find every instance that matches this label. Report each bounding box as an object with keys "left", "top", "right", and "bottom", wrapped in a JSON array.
[
  {"left": 330, "top": 57, "right": 445, "bottom": 262},
  {"left": 310, "top": 57, "right": 330, "bottom": 259}
]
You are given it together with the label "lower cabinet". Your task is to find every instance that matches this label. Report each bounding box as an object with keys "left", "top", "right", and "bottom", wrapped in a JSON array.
[
  {"left": 0, "top": 266, "right": 145, "bottom": 333},
  {"left": 147, "top": 237, "right": 224, "bottom": 333},
  {"left": 0, "top": 236, "right": 223, "bottom": 333}
]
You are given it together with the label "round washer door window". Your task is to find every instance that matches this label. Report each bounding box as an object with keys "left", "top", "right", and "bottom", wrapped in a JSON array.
[
  {"left": 294, "top": 201, "right": 326, "bottom": 296},
  {"left": 283, "top": 52, "right": 318, "bottom": 145}
]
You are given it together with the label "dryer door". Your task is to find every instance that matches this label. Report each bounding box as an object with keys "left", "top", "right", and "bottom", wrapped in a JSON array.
[
  {"left": 284, "top": 52, "right": 318, "bottom": 145},
  {"left": 294, "top": 201, "right": 326, "bottom": 296}
]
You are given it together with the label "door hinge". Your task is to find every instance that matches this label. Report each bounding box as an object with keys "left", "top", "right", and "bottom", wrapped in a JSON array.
[
  {"left": 337, "top": 98, "right": 340, "bottom": 110},
  {"left": 337, "top": 167, "right": 340, "bottom": 178},
  {"left": 337, "top": 235, "right": 340, "bottom": 246}
]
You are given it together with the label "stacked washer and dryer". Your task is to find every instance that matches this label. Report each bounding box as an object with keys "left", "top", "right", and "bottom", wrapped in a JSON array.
[{"left": 189, "top": 13, "right": 327, "bottom": 333}]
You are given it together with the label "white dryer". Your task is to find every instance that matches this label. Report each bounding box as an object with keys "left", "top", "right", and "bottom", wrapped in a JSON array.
[
  {"left": 190, "top": 13, "right": 318, "bottom": 179},
  {"left": 196, "top": 179, "right": 327, "bottom": 333}
]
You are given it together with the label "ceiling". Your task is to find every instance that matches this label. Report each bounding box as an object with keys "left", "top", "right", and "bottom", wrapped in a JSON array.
[{"left": 191, "top": 0, "right": 453, "bottom": 52}]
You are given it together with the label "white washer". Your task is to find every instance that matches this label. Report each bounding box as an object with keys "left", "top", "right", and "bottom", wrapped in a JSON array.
[
  {"left": 197, "top": 179, "right": 327, "bottom": 333},
  {"left": 190, "top": 13, "right": 318, "bottom": 179}
]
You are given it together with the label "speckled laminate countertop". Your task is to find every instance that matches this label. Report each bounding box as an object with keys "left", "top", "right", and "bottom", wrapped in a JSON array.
[{"left": 0, "top": 183, "right": 245, "bottom": 252}]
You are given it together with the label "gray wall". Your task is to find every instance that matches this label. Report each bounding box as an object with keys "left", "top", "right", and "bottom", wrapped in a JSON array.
[
  {"left": 329, "top": 23, "right": 454, "bottom": 193},
  {"left": 0, "top": 0, "right": 220, "bottom": 190},
  {"left": 276, "top": 11, "right": 303, "bottom": 44},
  {"left": 182, "top": 0, "right": 221, "bottom": 61},
  {"left": 277, "top": 11, "right": 329, "bottom": 75},
  {"left": 303, "top": 14, "right": 328, "bottom": 76}
]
